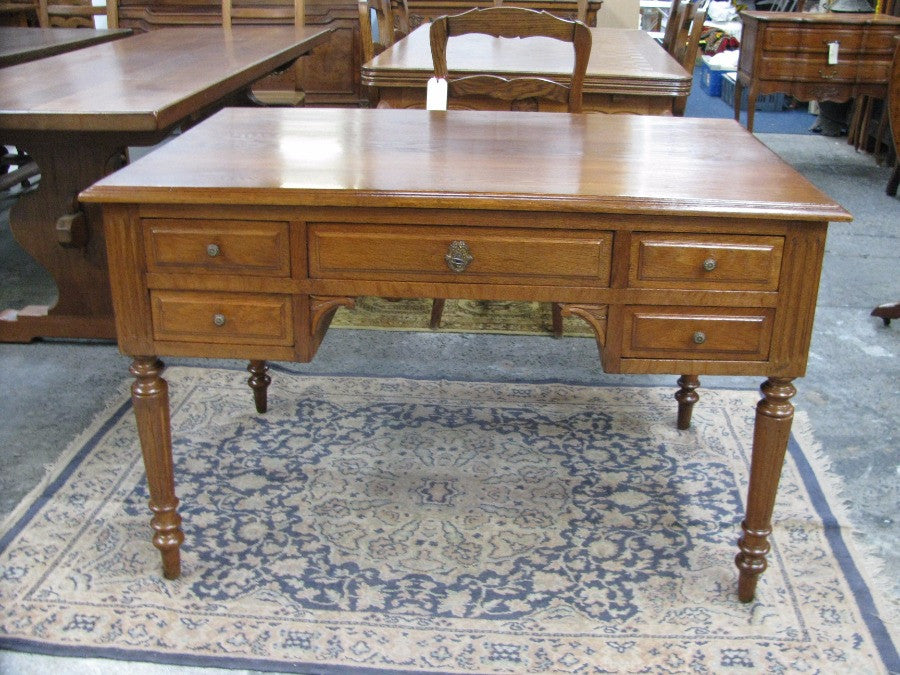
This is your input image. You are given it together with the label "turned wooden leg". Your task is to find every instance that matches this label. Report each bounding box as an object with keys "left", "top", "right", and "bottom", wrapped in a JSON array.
[
  {"left": 735, "top": 377, "right": 795, "bottom": 602},
  {"left": 130, "top": 356, "right": 183, "bottom": 579},
  {"left": 675, "top": 374, "right": 700, "bottom": 430},
  {"left": 551, "top": 302, "right": 563, "bottom": 338},
  {"left": 887, "top": 165, "right": 899, "bottom": 197},
  {"left": 429, "top": 298, "right": 446, "bottom": 329},
  {"left": 247, "top": 359, "right": 270, "bottom": 414},
  {"left": 733, "top": 78, "right": 743, "bottom": 123}
]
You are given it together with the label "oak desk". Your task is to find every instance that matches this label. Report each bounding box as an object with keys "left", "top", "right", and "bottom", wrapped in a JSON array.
[
  {"left": 0, "top": 27, "right": 132, "bottom": 67},
  {"left": 362, "top": 25, "right": 692, "bottom": 114},
  {"left": 81, "top": 108, "right": 851, "bottom": 602},
  {"left": 0, "top": 25, "right": 333, "bottom": 343},
  {"left": 735, "top": 11, "right": 900, "bottom": 132}
]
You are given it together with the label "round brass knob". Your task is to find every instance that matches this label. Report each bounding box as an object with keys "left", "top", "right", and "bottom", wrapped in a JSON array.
[
  {"left": 445, "top": 240, "right": 473, "bottom": 273},
  {"left": 702, "top": 258, "right": 717, "bottom": 272},
  {"left": 692, "top": 331, "right": 706, "bottom": 344},
  {"left": 207, "top": 243, "right": 221, "bottom": 257},
  {"left": 213, "top": 313, "right": 226, "bottom": 327}
]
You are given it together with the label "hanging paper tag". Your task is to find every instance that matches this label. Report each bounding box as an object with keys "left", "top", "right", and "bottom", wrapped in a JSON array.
[
  {"left": 827, "top": 41, "right": 839, "bottom": 65},
  {"left": 426, "top": 77, "right": 448, "bottom": 111}
]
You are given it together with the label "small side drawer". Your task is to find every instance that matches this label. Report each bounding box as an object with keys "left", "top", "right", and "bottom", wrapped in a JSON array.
[
  {"left": 629, "top": 233, "right": 783, "bottom": 290},
  {"left": 762, "top": 27, "right": 867, "bottom": 54},
  {"left": 309, "top": 224, "right": 613, "bottom": 285},
  {"left": 761, "top": 26, "right": 897, "bottom": 55},
  {"left": 622, "top": 306, "right": 774, "bottom": 360},
  {"left": 144, "top": 219, "right": 290, "bottom": 276},
  {"left": 151, "top": 291, "right": 293, "bottom": 345}
]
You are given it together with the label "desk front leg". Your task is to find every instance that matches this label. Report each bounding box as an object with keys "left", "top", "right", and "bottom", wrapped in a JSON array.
[
  {"left": 735, "top": 376, "right": 795, "bottom": 602},
  {"left": 131, "top": 356, "right": 184, "bottom": 579}
]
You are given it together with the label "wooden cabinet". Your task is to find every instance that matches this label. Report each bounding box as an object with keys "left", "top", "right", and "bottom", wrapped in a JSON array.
[{"left": 736, "top": 11, "right": 900, "bottom": 131}]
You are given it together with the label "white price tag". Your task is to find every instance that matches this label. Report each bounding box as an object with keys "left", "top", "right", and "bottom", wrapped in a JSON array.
[
  {"left": 827, "top": 41, "right": 839, "bottom": 65},
  {"left": 426, "top": 77, "right": 448, "bottom": 111}
]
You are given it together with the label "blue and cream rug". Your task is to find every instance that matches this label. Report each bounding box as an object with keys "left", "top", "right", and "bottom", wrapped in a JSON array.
[{"left": 0, "top": 368, "right": 896, "bottom": 673}]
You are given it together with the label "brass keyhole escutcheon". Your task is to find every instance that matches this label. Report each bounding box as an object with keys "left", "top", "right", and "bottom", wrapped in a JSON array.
[
  {"left": 213, "top": 313, "right": 226, "bottom": 327},
  {"left": 207, "top": 243, "right": 221, "bottom": 257},
  {"left": 702, "top": 258, "right": 717, "bottom": 271},
  {"left": 693, "top": 331, "right": 706, "bottom": 345},
  {"left": 445, "top": 240, "right": 473, "bottom": 273}
]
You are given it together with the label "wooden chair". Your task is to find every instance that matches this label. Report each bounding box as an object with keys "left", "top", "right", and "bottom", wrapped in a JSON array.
[
  {"left": 221, "top": 0, "right": 306, "bottom": 106},
  {"left": 430, "top": 6, "right": 591, "bottom": 113},
  {"left": 358, "top": 0, "right": 398, "bottom": 64},
  {"left": 36, "top": 0, "right": 106, "bottom": 27},
  {"left": 666, "top": 2, "right": 707, "bottom": 116},
  {"left": 428, "top": 6, "right": 591, "bottom": 334},
  {"left": 492, "top": 0, "right": 589, "bottom": 23},
  {"left": 660, "top": 0, "right": 682, "bottom": 54},
  {"left": 847, "top": 0, "right": 899, "bottom": 158}
]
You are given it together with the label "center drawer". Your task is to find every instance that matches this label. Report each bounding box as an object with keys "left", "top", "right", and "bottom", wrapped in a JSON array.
[{"left": 308, "top": 224, "right": 613, "bottom": 285}]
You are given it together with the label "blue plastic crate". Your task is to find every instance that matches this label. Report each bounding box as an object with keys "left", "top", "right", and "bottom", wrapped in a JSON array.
[
  {"left": 698, "top": 62, "right": 732, "bottom": 97},
  {"left": 720, "top": 72, "right": 785, "bottom": 112}
]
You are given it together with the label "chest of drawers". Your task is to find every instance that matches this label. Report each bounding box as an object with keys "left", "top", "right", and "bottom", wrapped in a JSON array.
[{"left": 735, "top": 11, "right": 900, "bottom": 131}]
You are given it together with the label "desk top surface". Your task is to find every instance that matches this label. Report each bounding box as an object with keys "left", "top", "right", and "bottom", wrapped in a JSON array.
[
  {"left": 0, "top": 25, "right": 333, "bottom": 132},
  {"left": 0, "top": 27, "right": 132, "bottom": 68},
  {"left": 81, "top": 107, "right": 850, "bottom": 222},
  {"left": 362, "top": 26, "right": 691, "bottom": 91},
  {"left": 740, "top": 10, "right": 900, "bottom": 25}
]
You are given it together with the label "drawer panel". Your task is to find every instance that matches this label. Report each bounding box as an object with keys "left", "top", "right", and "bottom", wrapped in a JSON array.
[
  {"left": 309, "top": 224, "right": 613, "bottom": 285},
  {"left": 629, "top": 233, "right": 783, "bottom": 290},
  {"left": 151, "top": 291, "right": 293, "bottom": 345},
  {"left": 622, "top": 306, "right": 774, "bottom": 360},
  {"left": 759, "top": 56, "right": 890, "bottom": 83},
  {"left": 144, "top": 219, "right": 290, "bottom": 276},
  {"left": 761, "top": 26, "right": 897, "bottom": 54}
]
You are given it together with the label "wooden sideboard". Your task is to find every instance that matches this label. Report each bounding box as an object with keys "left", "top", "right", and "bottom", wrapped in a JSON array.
[
  {"left": 114, "top": 0, "right": 601, "bottom": 106},
  {"left": 80, "top": 107, "right": 851, "bottom": 602},
  {"left": 735, "top": 11, "right": 900, "bottom": 131}
]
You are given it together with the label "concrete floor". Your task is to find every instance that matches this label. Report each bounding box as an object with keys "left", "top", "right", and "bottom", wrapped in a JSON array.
[{"left": 0, "top": 132, "right": 897, "bottom": 673}]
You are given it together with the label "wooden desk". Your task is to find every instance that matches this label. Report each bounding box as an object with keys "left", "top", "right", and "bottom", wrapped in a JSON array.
[
  {"left": 0, "top": 25, "right": 333, "bottom": 342},
  {"left": 735, "top": 11, "right": 900, "bottom": 132},
  {"left": 0, "top": 27, "right": 131, "bottom": 67},
  {"left": 80, "top": 108, "right": 851, "bottom": 602},
  {"left": 362, "top": 25, "right": 692, "bottom": 114}
]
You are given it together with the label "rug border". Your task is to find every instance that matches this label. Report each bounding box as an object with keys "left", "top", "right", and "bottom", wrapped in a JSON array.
[{"left": 1, "top": 367, "right": 896, "bottom": 674}]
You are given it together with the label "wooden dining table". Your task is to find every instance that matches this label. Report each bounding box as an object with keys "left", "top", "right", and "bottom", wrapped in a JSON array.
[
  {"left": 0, "top": 25, "right": 334, "bottom": 343},
  {"left": 0, "top": 26, "right": 132, "bottom": 67},
  {"left": 361, "top": 25, "right": 692, "bottom": 114}
]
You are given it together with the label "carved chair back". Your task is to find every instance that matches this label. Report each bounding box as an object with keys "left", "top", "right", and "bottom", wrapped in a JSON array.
[
  {"left": 491, "top": 0, "right": 589, "bottom": 23},
  {"left": 37, "top": 0, "right": 113, "bottom": 28},
  {"left": 429, "top": 6, "right": 591, "bottom": 112}
]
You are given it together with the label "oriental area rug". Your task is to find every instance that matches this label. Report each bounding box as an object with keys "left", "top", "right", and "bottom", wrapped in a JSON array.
[
  {"left": 1, "top": 368, "right": 896, "bottom": 673},
  {"left": 331, "top": 297, "right": 593, "bottom": 336}
]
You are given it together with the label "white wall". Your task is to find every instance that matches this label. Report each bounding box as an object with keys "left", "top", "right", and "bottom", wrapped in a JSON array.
[{"left": 596, "top": 0, "right": 641, "bottom": 28}]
